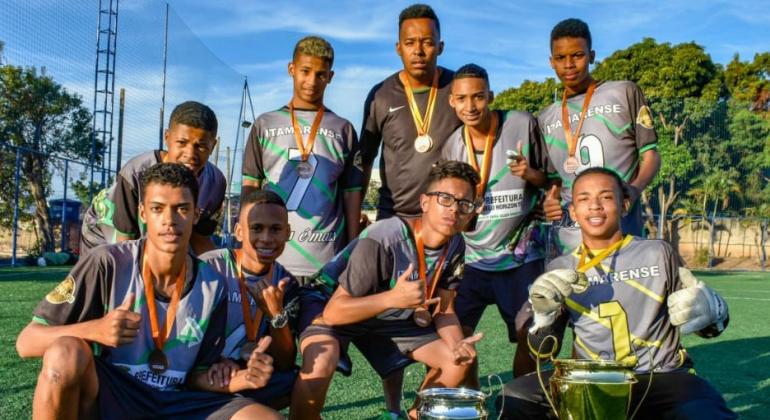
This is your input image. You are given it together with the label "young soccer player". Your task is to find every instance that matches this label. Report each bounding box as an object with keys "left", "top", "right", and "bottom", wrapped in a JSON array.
[
  {"left": 321, "top": 160, "right": 484, "bottom": 419},
  {"left": 17, "top": 163, "right": 280, "bottom": 420},
  {"left": 496, "top": 168, "right": 734, "bottom": 419},
  {"left": 80, "top": 101, "right": 225, "bottom": 256},
  {"left": 360, "top": 3, "right": 462, "bottom": 219},
  {"left": 241, "top": 35, "right": 362, "bottom": 279},
  {"left": 201, "top": 190, "right": 304, "bottom": 409},
  {"left": 538, "top": 18, "right": 661, "bottom": 255},
  {"left": 442, "top": 63, "right": 547, "bottom": 380}
]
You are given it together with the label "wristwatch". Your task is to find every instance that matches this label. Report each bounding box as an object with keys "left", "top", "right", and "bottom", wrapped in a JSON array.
[{"left": 270, "top": 310, "right": 289, "bottom": 329}]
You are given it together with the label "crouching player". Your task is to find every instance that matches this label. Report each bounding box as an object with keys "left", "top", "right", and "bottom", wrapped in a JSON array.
[
  {"left": 16, "top": 163, "right": 280, "bottom": 419},
  {"left": 496, "top": 167, "right": 735, "bottom": 419},
  {"left": 201, "top": 190, "right": 304, "bottom": 409},
  {"left": 320, "top": 160, "right": 484, "bottom": 419}
]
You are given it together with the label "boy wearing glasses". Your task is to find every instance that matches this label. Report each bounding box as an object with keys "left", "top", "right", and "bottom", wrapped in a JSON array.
[
  {"left": 321, "top": 160, "right": 484, "bottom": 419},
  {"left": 442, "top": 64, "right": 547, "bottom": 380}
]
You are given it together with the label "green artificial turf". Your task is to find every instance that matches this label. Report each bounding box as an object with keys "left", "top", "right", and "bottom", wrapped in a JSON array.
[{"left": 0, "top": 268, "right": 767, "bottom": 419}]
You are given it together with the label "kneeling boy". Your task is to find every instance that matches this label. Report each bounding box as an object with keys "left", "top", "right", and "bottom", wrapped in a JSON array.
[
  {"left": 17, "top": 163, "right": 280, "bottom": 420},
  {"left": 496, "top": 167, "right": 734, "bottom": 419}
]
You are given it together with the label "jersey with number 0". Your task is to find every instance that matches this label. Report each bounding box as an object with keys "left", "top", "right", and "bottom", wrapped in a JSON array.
[
  {"left": 80, "top": 150, "right": 226, "bottom": 255},
  {"left": 441, "top": 110, "right": 544, "bottom": 271},
  {"left": 537, "top": 81, "right": 657, "bottom": 203},
  {"left": 339, "top": 217, "right": 464, "bottom": 332},
  {"left": 200, "top": 248, "right": 301, "bottom": 360},
  {"left": 360, "top": 68, "right": 462, "bottom": 218},
  {"left": 546, "top": 236, "right": 687, "bottom": 373},
  {"left": 242, "top": 107, "right": 363, "bottom": 276},
  {"left": 31, "top": 239, "right": 227, "bottom": 391}
]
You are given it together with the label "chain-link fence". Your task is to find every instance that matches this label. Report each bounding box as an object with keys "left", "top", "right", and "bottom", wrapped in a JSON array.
[{"left": 1, "top": 0, "right": 246, "bottom": 264}]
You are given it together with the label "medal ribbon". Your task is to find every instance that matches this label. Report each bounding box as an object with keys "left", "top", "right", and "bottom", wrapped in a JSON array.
[
  {"left": 234, "top": 250, "right": 268, "bottom": 342},
  {"left": 576, "top": 234, "right": 630, "bottom": 274},
  {"left": 561, "top": 80, "right": 597, "bottom": 160},
  {"left": 141, "top": 248, "right": 186, "bottom": 353},
  {"left": 413, "top": 218, "right": 450, "bottom": 301},
  {"left": 463, "top": 111, "right": 498, "bottom": 198},
  {"left": 289, "top": 102, "right": 325, "bottom": 162},
  {"left": 399, "top": 70, "right": 439, "bottom": 136}
]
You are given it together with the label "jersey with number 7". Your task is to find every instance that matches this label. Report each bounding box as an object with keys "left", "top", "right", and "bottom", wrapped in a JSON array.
[{"left": 242, "top": 106, "right": 363, "bottom": 277}]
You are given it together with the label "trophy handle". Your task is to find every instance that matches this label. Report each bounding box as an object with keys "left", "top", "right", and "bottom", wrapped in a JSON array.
[
  {"left": 628, "top": 341, "right": 658, "bottom": 420},
  {"left": 536, "top": 335, "right": 560, "bottom": 419},
  {"left": 400, "top": 369, "right": 414, "bottom": 417},
  {"left": 483, "top": 374, "right": 504, "bottom": 420}
]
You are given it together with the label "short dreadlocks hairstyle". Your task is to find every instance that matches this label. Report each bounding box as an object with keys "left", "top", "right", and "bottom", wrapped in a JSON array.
[
  {"left": 550, "top": 18, "right": 592, "bottom": 51},
  {"left": 141, "top": 162, "right": 199, "bottom": 204},
  {"left": 426, "top": 160, "right": 481, "bottom": 198},
  {"left": 169, "top": 101, "right": 218, "bottom": 134},
  {"left": 293, "top": 36, "right": 334, "bottom": 66},
  {"left": 453, "top": 63, "right": 489, "bottom": 84},
  {"left": 399, "top": 4, "right": 440, "bottom": 35}
]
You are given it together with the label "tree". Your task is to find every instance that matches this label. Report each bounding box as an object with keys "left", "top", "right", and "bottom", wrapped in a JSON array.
[
  {"left": 0, "top": 63, "right": 97, "bottom": 253},
  {"left": 492, "top": 78, "right": 560, "bottom": 114},
  {"left": 724, "top": 53, "right": 770, "bottom": 111},
  {"left": 592, "top": 38, "right": 726, "bottom": 241}
]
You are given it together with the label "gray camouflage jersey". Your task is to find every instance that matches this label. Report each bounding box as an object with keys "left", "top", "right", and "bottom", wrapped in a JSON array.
[
  {"left": 441, "top": 110, "right": 544, "bottom": 271},
  {"left": 80, "top": 151, "right": 226, "bottom": 255},
  {"left": 539, "top": 236, "right": 689, "bottom": 373},
  {"left": 200, "top": 248, "right": 301, "bottom": 360},
  {"left": 537, "top": 81, "right": 657, "bottom": 203},
  {"left": 32, "top": 239, "right": 227, "bottom": 390},
  {"left": 339, "top": 217, "right": 465, "bottom": 332},
  {"left": 242, "top": 106, "right": 363, "bottom": 277}
]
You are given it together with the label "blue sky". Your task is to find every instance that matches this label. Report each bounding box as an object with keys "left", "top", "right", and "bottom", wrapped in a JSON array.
[{"left": 1, "top": 0, "right": 769, "bottom": 195}]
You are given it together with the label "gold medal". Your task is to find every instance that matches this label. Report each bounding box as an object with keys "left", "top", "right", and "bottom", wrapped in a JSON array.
[
  {"left": 414, "top": 134, "right": 434, "bottom": 153},
  {"left": 563, "top": 156, "right": 580, "bottom": 174},
  {"left": 575, "top": 235, "right": 632, "bottom": 293},
  {"left": 148, "top": 348, "right": 168, "bottom": 373},
  {"left": 400, "top": 70, "right": 439, "bottom": 153},
  {"left": 296, "top": 161, "right": 313, "bottom": 178},
  {"left": 413, "top": 307, "right": 433, "bottom": 327}
]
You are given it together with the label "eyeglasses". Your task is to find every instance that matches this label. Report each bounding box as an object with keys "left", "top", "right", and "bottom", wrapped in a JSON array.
[{"left": 425, "top": 191, "right": 478, "bottom": 215}]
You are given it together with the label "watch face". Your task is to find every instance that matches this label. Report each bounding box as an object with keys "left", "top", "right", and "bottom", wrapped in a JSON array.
[{"left": 271, "top": 312, "right": 288, "bottom": 329}]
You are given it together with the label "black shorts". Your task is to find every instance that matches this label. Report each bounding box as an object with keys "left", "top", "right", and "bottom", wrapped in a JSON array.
[
  {"left": 301, "top": 321, "right": 425, "bottom": 378},
  {"left": 238, "top": 367, "right": 297, "bottom": 407},
  {"left": 496, "top": 369, "right": 736, "bottom": 420},
  {"left": 454, "top": 260, "right": 543, "bottom": 342},
  {"left": 94, "top": 357, "right": 254, "bottom": 420}
]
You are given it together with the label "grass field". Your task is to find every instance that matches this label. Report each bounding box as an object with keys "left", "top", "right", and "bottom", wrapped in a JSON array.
[{"left": 1, "top": 267, "right": 768, "bottom": 419}]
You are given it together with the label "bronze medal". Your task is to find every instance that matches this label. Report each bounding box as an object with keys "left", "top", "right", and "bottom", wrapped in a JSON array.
[
  {"left": 563, "top": 156, "right": 580, "bottom": 174},
  {"left": 148, "top": 348, "right": 168, "bottom": 373},
  {"left": 296, "top": 161, "right": 313, "bottom": 179},
  {"left": 414, "top": 134, "right": 434, "bottom": 153},
  {"left": 413, "top": 307, "right": 433, "bottom": 327}
]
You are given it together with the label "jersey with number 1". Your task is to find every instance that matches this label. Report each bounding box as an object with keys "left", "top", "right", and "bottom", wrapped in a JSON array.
[
  {"left": 242, "top": 106, "right": 363, "bottom": 276},
  {"left": 547, "top": 236, "right": 687, "bottom": 373},
  {"left": 537, "top": 81, "right": 657, "bottom": 203}
]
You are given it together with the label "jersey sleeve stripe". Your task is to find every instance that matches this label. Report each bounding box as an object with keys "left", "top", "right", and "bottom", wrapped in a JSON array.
[
  {"left": 638, "top": 143, "right": 658, "bottom": 154},
  {"left": 32, "top": 315, "right": 50, "bottom": 325}
]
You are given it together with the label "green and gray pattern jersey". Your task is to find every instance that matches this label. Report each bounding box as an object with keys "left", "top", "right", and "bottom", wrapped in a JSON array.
[
  {"left": 80, "top": 150, "right": 226, "bottom": 256},
  {"left": 441, "top": 110, "right": 544, "bottom": 271},
  {"left": 537, "top": 81, "right": 657, "bottom": 203},
  {"left": 339, "top": 217, "right": 464, "bottom": 332},
  {"left": 242, "top": 106, "right": 363, "bottom": 276},
  {"left": 32, "top": 239, "right": 228, "bottom": 391},
  {"left": 200, "top": 248, "right": 301, "bottom": 360},
  {"left": 547, "top": 236, "right": 688, "bottom": 373}
]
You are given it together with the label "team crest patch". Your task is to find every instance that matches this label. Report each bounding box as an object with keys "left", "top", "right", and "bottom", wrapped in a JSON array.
[
  {"left": 636, "top": 105, "right": 654, "bottom": 129},
  {"left": 45, "top": 276, "right": 76, "bottom": 304}
]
